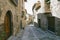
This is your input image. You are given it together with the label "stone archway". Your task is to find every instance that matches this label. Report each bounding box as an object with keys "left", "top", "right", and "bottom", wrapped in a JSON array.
[{"left": 4, "top": 11, "right": 13, "bottom": 39}]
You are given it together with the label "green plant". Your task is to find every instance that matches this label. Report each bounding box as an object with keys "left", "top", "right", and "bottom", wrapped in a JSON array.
[{"left": 0, "top": 31, "right": 6, "bottom": 40}]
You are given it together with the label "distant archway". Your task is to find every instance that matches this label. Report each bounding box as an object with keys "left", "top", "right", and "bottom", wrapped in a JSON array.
[{"left": 4, "top": 10, "right": 13, "bottom": 39}]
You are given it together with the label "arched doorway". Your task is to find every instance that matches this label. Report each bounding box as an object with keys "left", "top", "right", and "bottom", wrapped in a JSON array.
[{"left": 4, "top": 11, "right": 13, "bottom": 39}]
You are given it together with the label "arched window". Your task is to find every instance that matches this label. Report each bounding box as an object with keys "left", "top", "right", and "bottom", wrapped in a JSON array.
[{"left": 21, "top": 11, "right": 24, "bottom": 18}]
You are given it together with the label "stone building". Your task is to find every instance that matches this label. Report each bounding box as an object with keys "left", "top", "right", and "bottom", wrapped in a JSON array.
[
  {"left": 19, "top": 0, "right": 27, "bottom": 29},
  {"left": 21, "top": 9, "right": 27, "bottom": 29},
  {"left": 40, "top": 0, "right": 60, "bottom": 36},
  {"left": 37, "top": 0, "right": 55, "bottom": 33},
  {"left": 26, "top": 14, "right": 33, "bottom": 25},
  {"left": 37, "top": 0, "right": 60, "bottom": 36},
  {"left": 32, "top": 0, "right": 44, "bottom": 27},
  {"left": 50, "top": 0, "right": 60, "bottom": 36},
  {"left": 37, "top": 0, "right": 51, "bottom": 31},
  {"left": 0, "top": 0, "right": 27, "bottom": 39}
]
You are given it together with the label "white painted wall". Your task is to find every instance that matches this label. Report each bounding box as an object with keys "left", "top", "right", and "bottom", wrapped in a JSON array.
[{"left": 51, "top": 0, "right": 60, "bottom": 18}]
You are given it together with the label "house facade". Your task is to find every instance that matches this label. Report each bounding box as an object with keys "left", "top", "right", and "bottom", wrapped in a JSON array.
[
  {"left": 32, "top": 0, "right": 45, "bottom": 27},
  {"left": 0, "top": 0, "right": 27, "bottom": 39},
  {"left": 50, "top": 0, "right": 60, "bottom": 36},
  {"left": 37, "top": 0, "right": 60, "bottom": 36},
  {"left": 27, "top": 14, "right": 33, "bottom": 25}
]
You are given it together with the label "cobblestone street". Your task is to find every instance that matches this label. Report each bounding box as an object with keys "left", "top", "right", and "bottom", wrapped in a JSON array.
[
  {"left": 8, "top": 24, "right": 60, "bottom": 40},
  {"left": 1, "top": 0, "right": 60, "bottom": 40}
]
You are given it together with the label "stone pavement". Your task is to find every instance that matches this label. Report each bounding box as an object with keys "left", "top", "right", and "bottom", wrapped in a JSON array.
[
  {"left": 8, "top": 29, "right": 24, "bottom": 40},
  {"left": 8, "top": 24, "right": 60, "bottom": 40}
]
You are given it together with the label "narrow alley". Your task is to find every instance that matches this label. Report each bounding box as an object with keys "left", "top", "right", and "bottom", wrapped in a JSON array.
[
  {"left": 0, "top": 0, "right": 60, "bottom": 40},
  {"left": 8, "top": 24, "right": 60, "bottom": 40}
]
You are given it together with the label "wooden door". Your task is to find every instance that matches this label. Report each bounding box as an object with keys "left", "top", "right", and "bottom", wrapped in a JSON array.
[{"left": 4, "top": 14, "right": 11, "bottom": 38}]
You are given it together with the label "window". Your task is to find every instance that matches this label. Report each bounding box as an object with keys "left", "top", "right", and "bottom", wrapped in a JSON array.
[
  {"left": 17, "top": 16, "right": 18, "bottom": 22},
  {"left": 21, "top": 11, "right": 24, "bottom": 18},
  {"left": 45, "top": 0, "right": 50, "bottom": 4},
  {"left": 10, "top": 0, "right": 18, "bottom": 6}
]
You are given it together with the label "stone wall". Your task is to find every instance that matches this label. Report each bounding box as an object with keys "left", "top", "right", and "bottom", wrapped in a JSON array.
[
  {"left": 0, "top": 23, "right": 4, "bottom": 35},
  {"left": 47, "top": 16, "right": 60, "bottom": 36},
  {"left": 37, "top": 13, "right": 48, "bottom": 31},
  {"left": 27, "top": 15, "right": 33, "bottom": 25},
  {"left": 0, "top": 0, "right": 22, "bottom": 36},
  {"left": 22, "top": 18, "right": 26, "bottom": 29},
  {"left": 55, "top": 17, "right": 60, "bottom": 36},
  {"left": 37, "top": 13, "right": 60, "bottom": 36}
]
